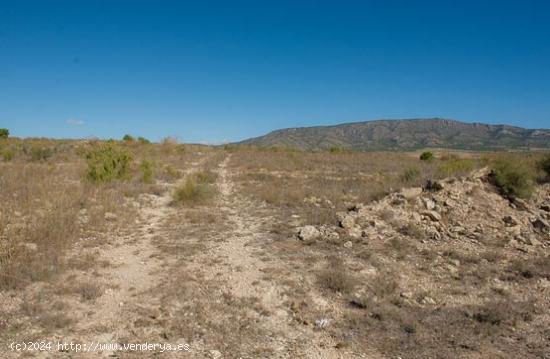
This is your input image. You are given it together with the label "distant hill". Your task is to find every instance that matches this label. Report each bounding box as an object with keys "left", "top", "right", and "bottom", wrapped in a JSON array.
[{"left": 237, "top": 118, "right": 550, "bottom": 151}]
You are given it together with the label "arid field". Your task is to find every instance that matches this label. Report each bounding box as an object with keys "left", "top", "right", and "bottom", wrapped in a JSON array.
[{"left": 1, "top": 137, "right": 549, "bottom": 358}]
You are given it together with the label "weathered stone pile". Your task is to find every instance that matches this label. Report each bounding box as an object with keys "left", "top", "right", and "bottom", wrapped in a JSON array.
[{"left": 298, "top": 167, "right": 550, "bottom": 247}]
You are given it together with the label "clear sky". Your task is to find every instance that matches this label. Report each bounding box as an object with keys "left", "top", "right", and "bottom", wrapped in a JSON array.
[{"left": 1, "top": 1, "right": 549, "bottom": 142}]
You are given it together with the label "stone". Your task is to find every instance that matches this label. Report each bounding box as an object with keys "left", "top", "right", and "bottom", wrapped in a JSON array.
[
  {"left": 502, "top": 215, "right": 519, "bottom": 226},
  {"left": 513, "top": 198, "right": 529, "bottom": 211},
  {"left": 422, "top": 198, "right": 436, "bottom": 210},
  {"left": 209, "top": 350, "right": 222, "bottom": 359},
  {"left": 422, "top": 211, "right": 441, "bottom": 222},
  {"left": 104, "top": 212, "right": 118, "bottom": 221},
  {"left": 298, "top": 226, "right": 320, "bottom": 241},
  {"left": 348, "top": 227, "right": 362, "bottom": 239},
  {"left": 401, "top": 187, "right": 422, "bottom": 199},
  {"left": 531, "top": 217, "right": 550, "bottom": 232},
  {"left": 340, "top": 215, "right": 356, "bottom": 229},
  {"left": 540, "top": 204, "right": 550, "bottom": 212},
  {"left": 344, "top": 241, "right": 353, "bottom": 248},
  {"left": 315, "top": 318, "right": 332, "bottom": 328}
]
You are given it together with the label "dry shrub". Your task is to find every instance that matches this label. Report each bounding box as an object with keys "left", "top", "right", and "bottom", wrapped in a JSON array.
[
  {"left": 317, "top": 257, "right": 358, "bottom": 294},
  {"left": 173, "top": 176, "right": 215, "bottom": 205}
]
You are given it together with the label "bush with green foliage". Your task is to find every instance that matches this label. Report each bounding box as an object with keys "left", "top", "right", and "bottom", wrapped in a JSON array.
[
  {"left": 140, "top": 159, "right": 154, "bottom": 183},
  {"left": 419, "top": 151, "right": 434, "bottom": 161},
  {"left": 137, "top": 136, "right": 150, "bottom": 144},
  {"left": 0, "top": 128, "right": 8, "bottom": 139},
  {"left": 85, "top": 144, "right": 132, "bottom": 183},
  {"left": 490, "top": 158, "right": 535, "bottom": 199},
  {"left": 538, "top": 154, "right": 550, "bottom": 181},
  {"left": 122, "top": 134, "right": 135, "bottom": 142}
]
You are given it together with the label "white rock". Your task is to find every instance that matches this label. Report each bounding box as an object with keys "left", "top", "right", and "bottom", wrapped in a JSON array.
[{"left": 298, "top": 225, "right": 320, "bottom": 241}]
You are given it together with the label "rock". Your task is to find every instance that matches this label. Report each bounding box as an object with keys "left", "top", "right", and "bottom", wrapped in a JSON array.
[
  {"left": 450, "top": 226, "right": 467, "bottom": 235},
  {"left": 422, "top": 198, "right": 436, "bottom": 210},
  {"left": 540, "top": 204, "right": 550, "bottom": 212},
  {"left": 315, "top": 318, "right": 332, "bottom": 328},
  {"left": 209, "top": 350, "right": 222, "bottom": 359},
  {"left": 531, "top": 217, "right": 550, "bottom": 232},
  {"left": 512, "top": 198, "right": 529, "bottom": 211},
  {"left": 422, "top": 211, "right": 441, "bottom": 222},
  {"left": 344, "top": 241, "right": 353, "bottom": 248},
  {"left": 347, "top": 227, "right": 363, "bottom": 239},
  {"left": 104, "top": 212, "right": 118, "bottom": 221},
  {"left": 502, "top": 215, "right": 519, "bottom": 226},
  {"left": 298, "top": 226, "right": 320, "bottom": 241},
  {"left": 340, "top": 215, "right": 356, "bottom": 229},
  {"left": 515, "top": 235, "right": 540, "bottom": 246},
  {"left": 421, "top": 296, "right": 436, "bottom": 305},
  {"left": 401, "top": 187, "right": 422, "bottom": 199},
  {"left": 400, "top": 291, "right": 413, "bottom": 299}
]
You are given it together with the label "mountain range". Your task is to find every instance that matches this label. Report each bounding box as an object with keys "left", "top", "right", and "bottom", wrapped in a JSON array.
[{"left": 237, "top": 118, "right": 550, "bottom": 151}]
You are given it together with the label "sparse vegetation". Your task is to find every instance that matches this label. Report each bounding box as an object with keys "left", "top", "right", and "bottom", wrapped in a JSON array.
[
  {"left": 140, "top": 159, "right": 154, "bottom": 183},
  {"left": 401, "top": 167, "right": 420, "bottom": 183},
  {"left": 122, "top": 134, "right": 135, "bottom": 141},
  {"left": 0, "top": 128, "right": 9, "bottom": 139}
]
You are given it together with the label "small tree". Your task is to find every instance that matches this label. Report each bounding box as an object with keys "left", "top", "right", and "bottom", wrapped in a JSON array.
[
  {"left": 122, "top": 134, "right": 134, "bottom": 142},
  {"left": 0, "top": 128, "right": 9, "bottom": 139},
  {"left": 137, "top": 136, "right": 150, "bottom": 144},
  {"left": 420, "top": 151, "right": 434, "bottom": 161}
]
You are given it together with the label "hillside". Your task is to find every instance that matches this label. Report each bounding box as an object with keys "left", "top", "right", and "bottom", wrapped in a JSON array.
[{"left": 238, "top": 118, "right": 550, "bottom": 151}]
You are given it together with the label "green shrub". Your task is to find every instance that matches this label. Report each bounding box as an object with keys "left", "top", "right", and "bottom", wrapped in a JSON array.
[
  {"left": 420, "top": 151, "right": 434, "bottom": 161},
  {"left": 0, "top": 128, "right": 8, "bottom": 139},
  {"left": 122, "top": 134, "right": 134, "bottom": 142},
  {"left": 490, "top": 158, "right": 535, "bottom": 199},
  {"left": 140, "top": 159, "right": 154, "bottom": 183},
  {"left": 85, "top": 144, "right": 132, "bottom": 183},
  {"left": 137, "top": 136, "right": 150, "bottom": 144},
  {"left": 402, "top": 167, "right": 420, "bottom": 183},
  {"left": 538, "top": 154, "right": 550, "bottom": 181},
  {"left": 28, "top": 146, "right": 53, "bottom": 162}
]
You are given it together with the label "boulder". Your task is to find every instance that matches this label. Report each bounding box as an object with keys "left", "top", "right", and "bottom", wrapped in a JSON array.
[
  {"left": 401, "top": 187, "right": 423, "bottom": 200},
  {"left": 298, "top": 225, "right": 320, "bottom": 241}
]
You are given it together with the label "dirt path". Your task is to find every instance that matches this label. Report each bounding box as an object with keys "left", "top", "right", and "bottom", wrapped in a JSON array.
[{"left": 177, "top": 155, "right": 345, "bottom": 358}]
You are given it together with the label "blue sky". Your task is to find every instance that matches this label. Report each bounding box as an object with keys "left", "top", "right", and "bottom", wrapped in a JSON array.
[{"left": 1, "top": 1, "right": 549, "bottom": 142}]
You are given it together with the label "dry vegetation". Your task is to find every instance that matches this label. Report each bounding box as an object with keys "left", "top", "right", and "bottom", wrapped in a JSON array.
[{"left": 1, "top": 137, "right": 549, "bottom": 358}]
